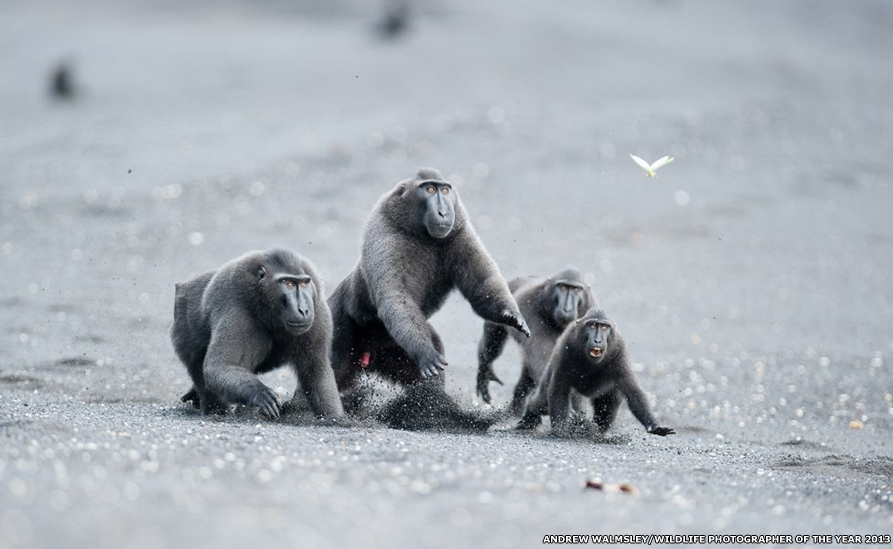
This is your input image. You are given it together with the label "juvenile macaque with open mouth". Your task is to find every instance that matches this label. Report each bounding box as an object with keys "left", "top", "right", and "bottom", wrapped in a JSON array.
[{"left": 517, "top": 307, "right": 675, "bottom": 437}]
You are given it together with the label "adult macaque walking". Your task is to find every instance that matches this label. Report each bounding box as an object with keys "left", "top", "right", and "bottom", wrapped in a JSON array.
[
  {"left": 171, "top": 249, "right": 343, "bottom": 420},
  {"left": 329, "top": 168, "right": 530, "bottom": 391},
  {"left": 476, "top": 267, "right": 596, "bottom": 414}
]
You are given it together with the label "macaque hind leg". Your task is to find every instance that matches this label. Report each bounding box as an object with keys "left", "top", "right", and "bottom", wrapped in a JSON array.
[{"left": 590, "top": 391, "right": 622, "bottom": 433}]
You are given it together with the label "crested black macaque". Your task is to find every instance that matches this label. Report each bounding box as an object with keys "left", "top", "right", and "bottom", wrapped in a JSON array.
[
  {"left": 329, "top": 168, "right": 530, "bottom": 391},
  {"left": 476, "top": 268, "right": 596, "bottom": 414},
  {"left": 171, "top": 248, "right": 343, "bottom": 420},
  {"left": 518, "top": 308, "right": 675, "bottom": 437}
]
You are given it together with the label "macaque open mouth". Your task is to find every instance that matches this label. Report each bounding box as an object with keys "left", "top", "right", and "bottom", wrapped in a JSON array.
[{"left": 589, "top": 347, "right": 604, "bottom": 358}]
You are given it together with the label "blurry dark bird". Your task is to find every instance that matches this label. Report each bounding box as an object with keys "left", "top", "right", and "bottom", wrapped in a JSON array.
[
  {"left": 376, "top": 1, "right": 410, "bottom": 39},
  {"left": 50, "top": 62, "right": 75, "bottom": 99}
]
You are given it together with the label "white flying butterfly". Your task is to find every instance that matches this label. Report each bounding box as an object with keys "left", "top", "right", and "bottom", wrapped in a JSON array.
[{"left": 630, "top": 154, "right": 674, "bottom": 177}]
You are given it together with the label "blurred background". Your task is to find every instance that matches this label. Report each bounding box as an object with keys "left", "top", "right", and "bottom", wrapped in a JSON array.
[
  {"left": 1, "top": 0, "right": 892, "bottom": 547},
  {"left": 2, "top": 0, "right": 891, "bottom": 393}
]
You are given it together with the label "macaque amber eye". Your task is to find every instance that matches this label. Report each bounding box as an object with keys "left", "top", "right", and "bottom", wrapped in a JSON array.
[
  {"left": 600, "top": 324, "right": 610, "bottom": 331},
  {"left": 588, "top": 323, "right": 598, "bottom": 330},
  {"left": 299, "top": 280, "right": 310, "bottom": 289},
  {"left": 427, "top": 186, "right": 436, "bottom": 194},
  {"left": 571, "top": 287, "right": 580, "bottom": 293},
  {"left": 285, "top": 281, "right": 296, "bottom": 290},
  {"left": 440, "top": 187, "right": 449, "bottom": 195}
]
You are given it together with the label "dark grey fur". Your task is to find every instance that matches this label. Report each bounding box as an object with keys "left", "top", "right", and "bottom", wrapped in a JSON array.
[
  {"left": 170, "top": 248, "right": 343, "bottom": 420},
  {"left": 328, "top": 168, "right": 530, "bottom": 391},
  {"left": 476, "top": 268, "right": 596, "bottom": 414},
  {"left": 518, "top": 307, "right": 674, "bottom": 436}
]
